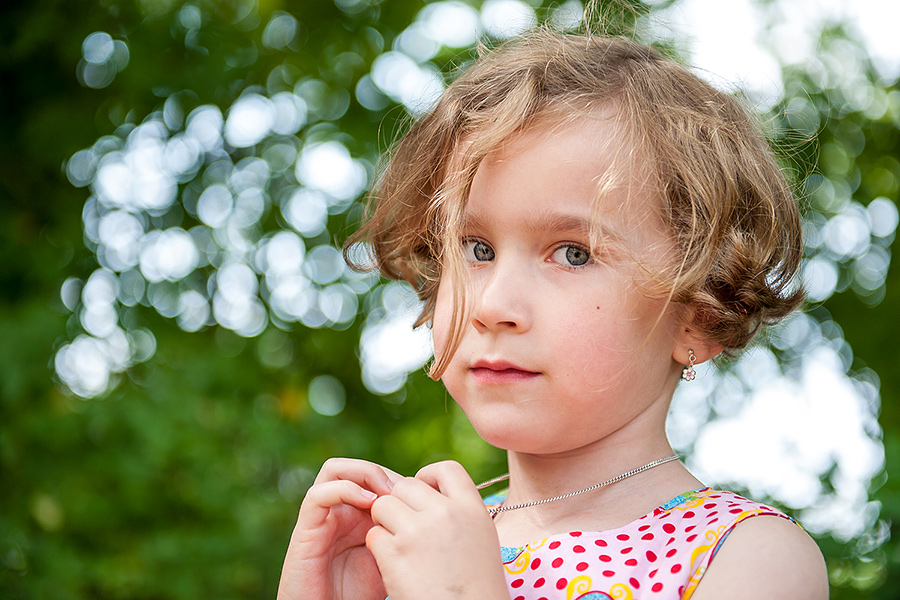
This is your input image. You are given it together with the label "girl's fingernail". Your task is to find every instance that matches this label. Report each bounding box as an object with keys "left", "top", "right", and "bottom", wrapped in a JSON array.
[{"left": 361, "top": 489, "right": 378, "bottom": 501}]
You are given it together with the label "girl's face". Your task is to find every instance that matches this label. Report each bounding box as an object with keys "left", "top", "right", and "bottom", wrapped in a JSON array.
[{"left": 432, "top": 116, "right": 688, "bottom": 456}]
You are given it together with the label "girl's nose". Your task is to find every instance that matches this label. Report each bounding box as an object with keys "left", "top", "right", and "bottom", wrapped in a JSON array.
[{"left": 470, "top": 262, "right": 531, "bottom": 333}]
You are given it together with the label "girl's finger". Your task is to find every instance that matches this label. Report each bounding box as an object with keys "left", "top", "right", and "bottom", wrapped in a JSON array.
[
  {"left": 315, "top": 457, "right": 401, "bottom": 496},
  {"left": 369, "top": 493, "right": 415, "bottom": 535},
  {"left": 414, "top": 460, "right": 482, "bottom": 502},
  {"left": 386, "top": 476, "right": 445, "bottom": 512},
  {"left": 364, "top": 523, "right": 390, "bottom": 556},
  {"left": 296, "top": 479, "right": 378, "bottom": 529}
]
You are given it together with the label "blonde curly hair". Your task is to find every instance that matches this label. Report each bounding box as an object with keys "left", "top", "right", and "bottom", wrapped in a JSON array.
[{"left": 345, "top": 30, "right": 804, "bottom": 377}]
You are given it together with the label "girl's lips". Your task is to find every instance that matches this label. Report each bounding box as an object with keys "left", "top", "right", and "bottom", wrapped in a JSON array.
[{"left": 469, "top": 361, "right": 541, "bottom": 383}]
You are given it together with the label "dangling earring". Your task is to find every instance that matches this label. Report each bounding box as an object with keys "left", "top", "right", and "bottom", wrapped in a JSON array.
[{"left": 681, "top": 349, "right": 696, "bottom": 381}]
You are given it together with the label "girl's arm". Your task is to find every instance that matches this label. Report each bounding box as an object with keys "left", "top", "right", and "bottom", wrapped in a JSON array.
[
  {"left": 277, "top": 458, "right": 401, "bottom": 600},
  {"left": 366, "top": 460, "right": 511, "bottom": 600},
  {"left": 690, "top": 515, "right": 829, "bottom": 600}
]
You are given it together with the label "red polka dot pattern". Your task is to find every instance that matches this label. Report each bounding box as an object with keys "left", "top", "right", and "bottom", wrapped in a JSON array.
[{"left": 491, "top": 488, "right": 794, "bottom": 599}]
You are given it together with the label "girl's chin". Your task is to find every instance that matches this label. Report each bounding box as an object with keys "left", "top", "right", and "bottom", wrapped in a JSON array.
[
  {"left": 467, "top": 422, "right": 568, "bottom": 455},
  {"left": 463, "top": 417, "right": 525, "bottom": 449}
]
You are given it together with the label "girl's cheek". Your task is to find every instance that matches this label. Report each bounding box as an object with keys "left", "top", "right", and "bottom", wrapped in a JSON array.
[
  {"left": 431, "top": 326, "right": 447, "bottom": 366},
  {"left": 431, "top": 281, "right": 453, "bottom": 364}
]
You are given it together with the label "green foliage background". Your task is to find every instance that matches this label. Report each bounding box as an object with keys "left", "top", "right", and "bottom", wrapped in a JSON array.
[{"left": 1, "top": 0, "right": 898, "bottom": 598}]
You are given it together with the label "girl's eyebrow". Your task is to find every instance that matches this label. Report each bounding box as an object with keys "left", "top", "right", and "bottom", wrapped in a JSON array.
[
  {"left": 528, "top": 212, "right": 593, "bottom": 236},
  {"left": 464, "top": 211, "right": 625, "bottom": 245},
  {"left": 464, "top": 211, "right": 591, "bottom": 234}
]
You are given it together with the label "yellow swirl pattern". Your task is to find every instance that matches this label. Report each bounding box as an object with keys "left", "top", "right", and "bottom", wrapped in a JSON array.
[
  {"left": 505, "top": 551, "right": 530, "bottom": 574},
  {"left": 503, "top": 538, "right": 548, "bottom": 575},
  {"left": 566, "top": 575, "right": 593, "bottom": 599},
  {"left": 609, "top": 583, "right": 634, "bottom": 599},
  {"left": 682, "top": 528, "right": 722, "bottom": 598},
  {"left": 688, "top": 528, "right": 722, "bottom": 569},
  {"left": 527, "top": 538, "right": 548, "bottom": 551}
]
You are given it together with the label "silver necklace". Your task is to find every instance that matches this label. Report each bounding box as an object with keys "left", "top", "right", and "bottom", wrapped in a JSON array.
[{"left": 476, "top": 455, "right": 679, "bottom": 516}]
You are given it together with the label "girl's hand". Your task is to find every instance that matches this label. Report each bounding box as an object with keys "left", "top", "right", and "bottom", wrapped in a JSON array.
[
  {"left": 277, "top": 458, "right": 401, "bottom": 600},
  {"left": 366, "top": 460, "right": 509, "bottom": 600}
]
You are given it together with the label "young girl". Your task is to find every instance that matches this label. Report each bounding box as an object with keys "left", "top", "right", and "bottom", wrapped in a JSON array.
[{"left": 277, "top": 31, "right": 829, "bottom": 600}]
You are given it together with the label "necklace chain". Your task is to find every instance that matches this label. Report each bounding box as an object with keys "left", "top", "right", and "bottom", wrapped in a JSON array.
[{"left": 476, "top": 455, "right": 679, "bottom": 516}]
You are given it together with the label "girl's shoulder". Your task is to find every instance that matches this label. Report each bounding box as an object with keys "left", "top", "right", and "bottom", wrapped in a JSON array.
[
  {"left": 684, "top": 499, "right": 828, "bottom": 600},
  {"left": 492, "top": 488, "right": 820, "bottom": 599}
]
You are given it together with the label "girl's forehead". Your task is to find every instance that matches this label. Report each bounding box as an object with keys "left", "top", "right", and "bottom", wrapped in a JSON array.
[
  {"left": 452, "top": 104, "right": 629, "bottom": 173},
  {"left": 466, "top": 117, "right": 654, "bottom": 208},
  {"left": 486, "top": 109, "right": 631, "bottom": 164},
  {"left": 456, "top": 113, "right": 674, "bottom": 254},
  {"left": 461, "top": 125, "right": 666, "bottom": 249}
]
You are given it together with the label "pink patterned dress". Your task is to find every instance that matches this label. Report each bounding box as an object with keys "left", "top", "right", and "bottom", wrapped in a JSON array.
[{"left": 485, "top": 488, "right": 795, "bottom": 600}]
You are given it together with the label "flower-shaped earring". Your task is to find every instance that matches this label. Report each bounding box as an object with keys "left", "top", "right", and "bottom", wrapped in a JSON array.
[{"left": 681, "top": 349, "right": 696, "bottom": 381}]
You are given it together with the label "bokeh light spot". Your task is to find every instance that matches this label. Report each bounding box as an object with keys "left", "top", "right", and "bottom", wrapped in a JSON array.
[
  {"left": 82, "top": 32, "right": 115, "bottom": 64},
  {"left": 304, "top": 245, "right": 344, "bottom": 285},
  {"left": 262, "top": 12, "right": 299, "bottom": 49},
  {"left": 370, "top": 52, "right": 445, "bottom": 115},
  {"left": 186, "top": 105, "right": 224, "bottom": 152},
  {"left": 359, "top": 283, "right": 433, "bottom": 395},
  {"left": 868, "top": 197, "right": 899, "bottom": 238},
  {"left": 271, "top": 92, "right": 308, "bottom": 135},
  {"left": 802, "top": 255, "right": 839, "bottom": 302},
  {"left": 419, "top": 1, "right": 481, "bottom": 48},
  {"left": 225, "top": 94, "right": 275, "bottom": 148},
  {"left": 550, "top": 0, "right": 583, "bottom": 30},
  {"left": 481, "top": 0, "right": 537, "bottom": 40},
  {"left": 295, "top": 141, "right": 367, "bottom": 201},
  {"left": 139, "top": 229, "right": 199, "bottom": 283},
  {"left": 283, "top": 188, "right": 328, "bottom": 237},
  {"left": 259, "top": 231, "right": 306, "bottom": 276},
  {"left": 308, "top": 375, "right": 347, "bottom": 416},
  {"left": 177, "top": 290, "right": 210, "bottom": 332},
  {"left": 197, "top": 184, "right": 234, "bottom": 228}
]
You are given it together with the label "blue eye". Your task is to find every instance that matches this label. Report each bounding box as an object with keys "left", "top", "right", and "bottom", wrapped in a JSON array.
[
  {"left": 463, "top": 239, "right": 495, "bottom": 262},
  {"left": 552, "top": 245, "right": 591, "bottom": 267}
]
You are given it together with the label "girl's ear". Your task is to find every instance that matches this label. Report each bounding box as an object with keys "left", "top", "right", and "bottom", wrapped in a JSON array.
[
  {"left": 672, "top": 328, "right": 724, "bottom": 366},
  {"left": 672, "top": 305, "right": 724, "bottom": 366}
]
